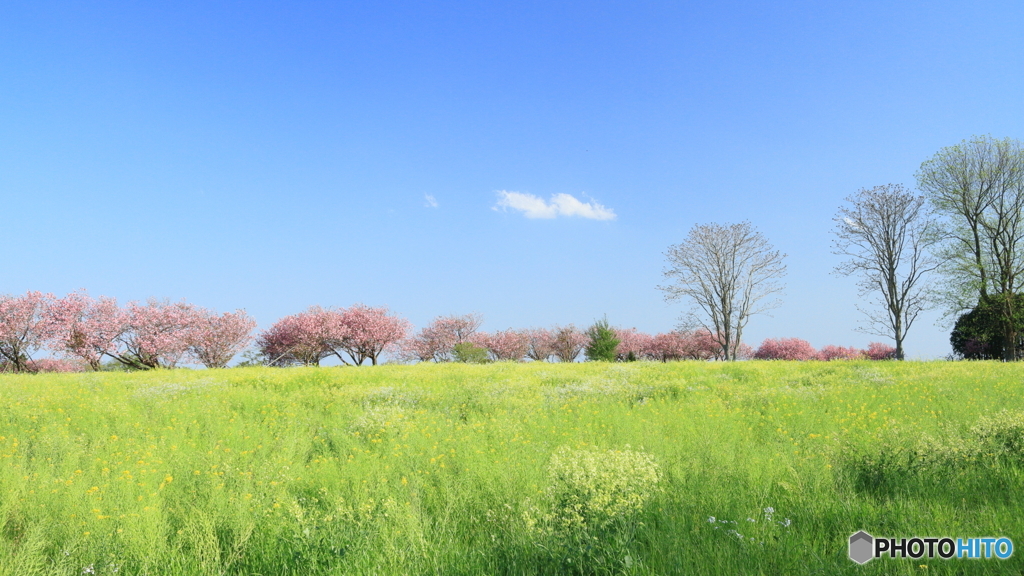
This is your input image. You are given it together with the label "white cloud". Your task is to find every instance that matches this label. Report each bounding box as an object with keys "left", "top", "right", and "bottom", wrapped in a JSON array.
[
  {"left": 424, "top": 194, "right": 438, "bottom": 208},
  {"left": 493, "top": 191, "right": 616, "bottom": 220}
]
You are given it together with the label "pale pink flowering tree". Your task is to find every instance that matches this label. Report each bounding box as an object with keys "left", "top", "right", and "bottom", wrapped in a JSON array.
[
  {"left": 753, "top": 338, "right": 817, "bottom": 361},
  {"left": 864, "top": 342, "right": 898, "bottom": 360},
  {"left": 550, "top": 325, "right": 588, "bottom": 362},
  {"left": 257, "top": 310, "right": 334, "bottom": 367},
  {"left": 189, "top": 309, "right": 257, "bottom": 368},
  {"left": 481, "top": 329, "right": 530, "bottom": 361},
  {"left": 644, "top": 330, "right": 722, "bottom": 361},
  {"left": 47, "top": 291, "right": 123, "bottom": 371},
  {"left": 735, "top": 343, "right": 755, "bottom": 360},
  {"left": 525, "top": 328, "right": 555, "bottom": 362},
  {"left": 335, "top": 304, "right": 411, "bottom": 365},
  {"left": 816, "top": 345, "right": 864, "bottom": 361},
  {"left": 0, "top": 291, "right": 57, "bottom": 373},
  {"left": 304, "top": 306, "right": 351, "bottom": 365},
  {"left": 614, "top": 328, "right": 653, "bottom": 361},
  {"left": 644, "top": 332, "right": 686, "bottom": 362},
  {"left": 682, "top": 329, "right": 724, "bottom": 360},
  {"left": 26, "top": 358, "right": 86, "bottom": 373},
  {"left": 406, "top": 313, "right": 483, "bottom": 362},
  {"left": 115, "top": 299, "right": 204, "bottom": 369},
  {"left": 258, "top": 305, "right": 411, "bottom": 366},
  {"left": 396, "top": 334, "right": 439, "bottom": 363}
]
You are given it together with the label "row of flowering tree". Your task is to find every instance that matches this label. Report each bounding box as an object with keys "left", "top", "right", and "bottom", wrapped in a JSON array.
[
  {"left": 0, "top": 291, "right": 255, "bottom": 372},
  {"left": 255, "top": 305, "right": 411, "bottom": 366},
  {"left": 0, "top": 290, "right": 900, "bottom": 372},
  {"left": 752, "top": 337, "right": 897, "bottom": 361}
]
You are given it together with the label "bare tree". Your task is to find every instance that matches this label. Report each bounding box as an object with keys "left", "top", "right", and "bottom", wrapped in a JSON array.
[
  {"left": 832, "top": 184, "right": 938, "bottom": 360},
  {"left": 659, "top": 222, "right": 786, "bottom": 361},
  {"left": 917, "top": 136, "right": 1024, "bottom": 360}
]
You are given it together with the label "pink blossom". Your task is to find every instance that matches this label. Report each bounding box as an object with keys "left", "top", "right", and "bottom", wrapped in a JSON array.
[
  {"left": 118, "top": 299, "right": 204, "bottom": 368},
  {"left": 405, "top": 313, "right": 483, "bottom": 362},
  {"left": 27, "top": 358, "right": 86, "bottom": 373},
  {"left": 47, "top": 291, "right": 124, "bottom": 370},
  {"left": 335, "top": 304, "right": 411, "bottom": 365},
  {"left": 614, "top": 328, "right": 653, "bottom": 361},
  {"left": 190, "top": 309, "right": 257, "bottom": 368},
  {"left": 864, "top": 342, "right": 897, "bottom": 360},
  {"left": 0, "top": 291, "right": 57, "bottom": 372},
  {"left": 644, "top": 332, "right": 686, "bottom": 362},
  {"left": 551, "top": 325, "right": 588, "bottom": 362},
  {"left": 525, "top": 328, "right": 555, "bottom": 362},
  {"left": 257, "top": 309, "right": 334, "bottom": 366},
  {"left": 816, "top": 345, "right": 863, "bottom": 361},
  {"left": 481, "top": 329, "right": 530, "bottom": 361},
  {"left": 681, "top": 329, "right": 722, "bottom": 360},
  {"left": 753, "top": 338, "right": 817, "bottom": 361}
]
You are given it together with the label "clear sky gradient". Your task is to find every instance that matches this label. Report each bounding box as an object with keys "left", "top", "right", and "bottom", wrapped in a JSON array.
[{"left": 3, "top": 1, "right": 1023, "bottom": 359}]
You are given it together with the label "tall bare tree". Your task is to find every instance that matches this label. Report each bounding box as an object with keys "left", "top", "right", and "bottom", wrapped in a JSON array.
[
  {"left": 832, "top": 184, "right": 938, "bottom": 360},
  {"left": 659, "top": 222, "right": 786, "bottom": 361},
  {"left": 917, "top": 135, "right": 1024, "bottom": 360}
]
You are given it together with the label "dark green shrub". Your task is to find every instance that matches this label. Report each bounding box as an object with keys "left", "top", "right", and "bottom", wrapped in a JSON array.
[
  {"left": 585, "top": 317, "right": 619, "bottom": 362},
  {"left": 453, "top": 342, "right": 489, "bottom": 364}
]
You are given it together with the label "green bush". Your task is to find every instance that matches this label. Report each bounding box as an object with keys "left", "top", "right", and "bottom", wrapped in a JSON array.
[
  {"left": 453, "top": 342, "right": 489, "bottom": 363},
  {"left": 523, "top": 445, "right": 661, "bottom": 572},
  {"left": 971, "top": 409, "right": 1024, "bottom": 461},
  {"left": 585, "top": 317, "right": 619, "bottom": 362}
]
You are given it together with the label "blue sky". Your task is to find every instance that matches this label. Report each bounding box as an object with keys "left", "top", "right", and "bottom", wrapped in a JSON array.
[{"left": 3, "top": 1, "right": 1023, "bottom": 359}]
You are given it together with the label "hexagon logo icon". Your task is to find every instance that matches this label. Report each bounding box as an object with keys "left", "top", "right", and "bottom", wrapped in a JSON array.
[{"left": 849, "top": 531, "right": 874, "bottom": 565}]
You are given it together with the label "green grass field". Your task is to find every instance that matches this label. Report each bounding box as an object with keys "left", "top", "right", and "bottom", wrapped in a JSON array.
[{"left": 1, "top": 361, "right": 1022, "bottom": 575}]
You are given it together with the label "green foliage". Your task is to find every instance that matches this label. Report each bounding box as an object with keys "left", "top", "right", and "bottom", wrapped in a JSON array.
[
  {"left": 523, "top": 446, "right": 661, "bottom": 573},
  {"left": 584, "top": 317, "right": 619, "bottom": 362},
  {"left": 99, "top": 359, "right": 134, "bottom": 372},
  {"left": 453, "top": 341, "right": 489, "bottom": 363},
  {"left": 971, "top": 409, "right": 1024, "bottom": 462},
  {"left": 840, "top": 408, "right": 1024, "bottom": 497},
  {"left": 232, "top": 348, "right": 267, "bottom": 368},
  {"left": 950, "top": 293, "right": 1024, "bottom": 359},
  {"left": 0, "top": 362, "right": 1023, "bottom": 574}
]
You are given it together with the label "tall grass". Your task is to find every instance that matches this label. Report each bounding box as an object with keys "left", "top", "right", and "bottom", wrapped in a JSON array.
[{"left": 0, "top": 361, "right": 1022, "bottom": 574}]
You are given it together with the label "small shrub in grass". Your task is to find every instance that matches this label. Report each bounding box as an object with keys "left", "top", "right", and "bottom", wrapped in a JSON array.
[
  {"left": 453, "top": 341, "right": 489, "bottom": 363},
  {"left": 970, "top": 409, "right": 1024, "bottom": 462},
  {"left": 585, "top": 317, "right": 619, "bottom": 362},
  {"left": 524, "top": 446, "right": 661, "bottom": 573},
  {"left": 840, "top": 412, "right": 1024, "bottom": 495}
]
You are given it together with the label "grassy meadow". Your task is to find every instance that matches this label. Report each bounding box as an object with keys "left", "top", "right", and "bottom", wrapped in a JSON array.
[{"left": 0, "top": 361, "right": 1023, "bottom": 575}]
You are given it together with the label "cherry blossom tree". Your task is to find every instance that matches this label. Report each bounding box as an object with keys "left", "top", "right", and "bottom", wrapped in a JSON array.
[
  {"left": 482, "top": 329, "right": 530, "bottom": 361},
  {"left": 550, "top": 325, "right": 588, "bottom": 362},
  {"left": 614, "top": 328, "right": 653, "bottom": 361},
  {"left": 257, "top": 310, "right": 333, "bottom": 367},
  {"left": 522, "top": 328, "right": 554, "bottom": 362},
  {"left": 190, "top": 309, "right": 257, "bottom": 368},
  {"left": 816, "top": 345, "right": 864, "bottom": 361},
  {"left": 644, "top": 332, "right": 686, "bottom": 362},
  {"left": 335, "top": 304, "right": 411, "bottom": 365},
  {"left": 406, "top": 313, "right": 483, "bottom": 362},
  {"left": 864, "top": 342, "right": 898, "bottom": 360},
  {"left": 753, "top": 338, "right": 817, "bottom": 361},
  {"left": 47, "top": 291, "right": 123, "bottom": 371},
  {"left": 27, "top": 358, "right": 85, "bottom": 373},
  {"left": 684, "top": 329, "right": 724, "bottom": 360},
  {"left": 0, "top": 291, "right": 57, "bottom": 373},
  {"left": 115, "top": 299, "right": 204, "bottom": 369}
]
